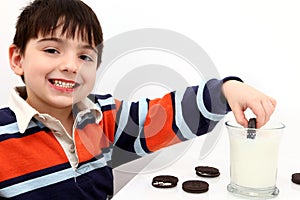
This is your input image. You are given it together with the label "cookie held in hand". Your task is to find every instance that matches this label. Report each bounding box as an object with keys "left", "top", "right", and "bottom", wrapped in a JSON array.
[{"left": 247, "top": 118, "right": 257, "bottom": 139}]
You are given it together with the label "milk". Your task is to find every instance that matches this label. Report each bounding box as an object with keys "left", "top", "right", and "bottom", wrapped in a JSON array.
[
  {"left": 226, "top": 120, "right": 284, "bottom": 198},
  {"left": 229, "top": 130, "right": 281, "bottom": 188}
]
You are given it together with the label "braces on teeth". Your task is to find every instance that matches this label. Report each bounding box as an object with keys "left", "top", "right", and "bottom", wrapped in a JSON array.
[{"left": 53, "top": 80, "right": 76, "bottom": 88}]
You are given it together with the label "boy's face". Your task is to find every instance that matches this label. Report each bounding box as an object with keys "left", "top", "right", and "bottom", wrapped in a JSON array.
[{"left": 9, "top": 27, "right": 98, "bottom": 111}]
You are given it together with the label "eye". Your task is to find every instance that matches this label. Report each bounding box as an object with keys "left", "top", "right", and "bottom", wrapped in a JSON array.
[
  {"left": 44, "top": 48, "right": 59, "bottom": 54},
  {"left": 79, "top": 54, "right": 94, "bottom": 62}
]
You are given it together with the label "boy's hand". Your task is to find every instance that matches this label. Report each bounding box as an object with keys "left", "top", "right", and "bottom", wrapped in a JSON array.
[{"left": 222, "top": 80, "right": 276, "bottom": 128}]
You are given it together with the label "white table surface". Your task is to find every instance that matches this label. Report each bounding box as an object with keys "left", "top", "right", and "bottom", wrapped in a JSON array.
[{"left": 112, "top": 116, "right": 300, "bottom": 200}]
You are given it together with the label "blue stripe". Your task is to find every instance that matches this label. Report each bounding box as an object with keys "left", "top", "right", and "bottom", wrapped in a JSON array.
[
  {"left": 95, "top": 94, "right": 113, "bottom": 100},
  {"left": 100, "top": 104, "right": 116, "bottom": 112},
  {"left": 0, "top": 126, "right": 50, "bottom": 142},
  {"left": 134, "top": 98, "right": 148, "bottom": 156},
  {"left": 170, "top": 92, "right": 186, "bottom": 141},
  {"left": 0, "top": 108, "right": 16, "bottom": 126},
  {"left": 114, "top": 102, "right": 139, "bottom": 153},
  {"left": 174, "top": 90, "right": 197, "bottom": 140}
]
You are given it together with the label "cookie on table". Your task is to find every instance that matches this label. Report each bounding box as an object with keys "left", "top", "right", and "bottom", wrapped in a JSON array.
[
  {"left": 195, "top": 166, "right": 220, "bottom": 178},
  {"left": 292, "top": 173, "right": 300, "bottom": 185},
  {"left": 152, "top": 175, "right": 179, "bottom": 188},
  {"left": 182, "top": 180, "right": 209, "bottom": 193}
]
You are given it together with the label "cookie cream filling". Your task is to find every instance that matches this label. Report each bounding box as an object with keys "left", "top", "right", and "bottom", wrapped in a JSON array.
[
  {"left": 197, "top": 172, "right": 210, "bottom": 176},
  {"left": 152, "top": 181, "right": 172, "bottom": 186}
]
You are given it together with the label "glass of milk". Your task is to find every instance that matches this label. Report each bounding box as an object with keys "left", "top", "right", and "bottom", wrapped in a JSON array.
[{"left": 226, "top": 120, "right": 285, "bottom": 199}]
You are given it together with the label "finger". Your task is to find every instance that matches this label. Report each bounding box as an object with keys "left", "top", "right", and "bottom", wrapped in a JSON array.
[
  {"left": 261, "top": 100, "right": 271, "bottom": 125},
  {"left": 248, "top": 100, "right": 266, "bottom": 128},
  {"left": 231, "top": 106, "right": 248, "bottom": 128},
  {"left": 261, "top": 98, "right": 276, "bottom": 124},
  {"left": 268, "top": 96, "right": 277, "bottom": 107}
]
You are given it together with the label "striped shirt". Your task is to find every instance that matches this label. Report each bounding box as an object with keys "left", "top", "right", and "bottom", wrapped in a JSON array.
[{"left": 0, "top": 77, "right": 237, "bottom": 199}]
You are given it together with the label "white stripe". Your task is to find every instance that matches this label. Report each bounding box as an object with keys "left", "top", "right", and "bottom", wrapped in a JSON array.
[
  {"left": 97, "top": 96, "right": 114, "bottom": 107},
  {"left": 174, "top": 91, "right": 196, "bottom": 140},
  {"left": 196, "top": 82, "right": 225, "bottom": 122},
  {"left": 0, "top": 121, "right": 38, "bottom": 135},
  {"left": 134, "top": 98, "right": 148, "bottom": 156},
  {"left": 113, "top": 101, "right": 130, "bottom": 144},
  {"left": 0, "top": 150, "right": 112, "bottom": 198}
]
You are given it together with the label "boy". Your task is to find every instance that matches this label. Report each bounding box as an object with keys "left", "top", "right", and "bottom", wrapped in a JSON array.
[{"left": 0, "top": 0, "right": 276, "bottom": 199}]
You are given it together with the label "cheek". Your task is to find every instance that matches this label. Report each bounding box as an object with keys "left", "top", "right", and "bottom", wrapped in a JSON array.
[
  {"left": 82, "top": 68, "right": 96, "bottom": 87},
  {"left": 22, "top": 56, "right": 52, "bottom": 77},
  {"left": 73, "top": 70, "right": 96, "bottom": 103},
  {"left": 23, "top": 65, "right": 44, "bottom": 83},
  {"left": 87, "top": 75, "right": 96, "bottom": 89}
]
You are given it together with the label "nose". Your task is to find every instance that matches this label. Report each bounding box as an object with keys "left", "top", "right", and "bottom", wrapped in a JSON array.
[{"left": 60, "top": 53, "right": 79, "bottom": 73}]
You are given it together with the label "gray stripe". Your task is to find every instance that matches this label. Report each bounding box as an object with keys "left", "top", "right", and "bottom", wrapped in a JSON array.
[
  {"left": 0, "top": 150, "right": 112, "bottom": 198},
  {"left": 196, "top": 82, "right": 225, "bottom": 122}
]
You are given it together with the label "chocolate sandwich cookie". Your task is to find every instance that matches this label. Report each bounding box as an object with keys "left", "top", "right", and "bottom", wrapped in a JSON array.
[
  {"left": 247, "top": 118, "right": 257, "bottom": 139},
  {"left": 152, "top": 175, "right": 179, "bottom": 188},
  {"left": 182, "top": 180, "right": 209, "bottom": 193},
  {"left": 292, "top": 173, "right": 300, "bottom": 185},
  {"left": 195, "top": 166, "right": 220, "bottom": 178}
]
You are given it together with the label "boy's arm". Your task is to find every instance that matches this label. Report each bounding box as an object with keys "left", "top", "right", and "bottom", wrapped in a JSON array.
[
  {"left": 111, "top": 77, "right": 237, "bottom": 157},
  {"left": 93, "top": 77, "right": 276, "bottom": 166}
]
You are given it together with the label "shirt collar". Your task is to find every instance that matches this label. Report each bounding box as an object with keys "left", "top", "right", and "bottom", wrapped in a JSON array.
[{"left": 8, "top": 86, "right": 102, "bottom": 134}]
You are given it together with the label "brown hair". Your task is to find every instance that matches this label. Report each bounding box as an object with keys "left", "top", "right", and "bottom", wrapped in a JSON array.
[{"left": 14, "top": 0, "right": 103, "bottom": 65}]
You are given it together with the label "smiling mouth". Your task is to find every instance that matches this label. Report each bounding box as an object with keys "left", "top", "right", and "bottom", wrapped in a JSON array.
[{"left": 49, "top": 79, "right": 79, "bottom": 89}]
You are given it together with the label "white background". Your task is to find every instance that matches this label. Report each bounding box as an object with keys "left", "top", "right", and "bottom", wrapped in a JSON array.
[
  {"left": 1, "top": 0, "right": 299, "bottom": 118},
  {"left": 1, "top": 0, "right": 300, "bottom": 197},
  {"left": 1, "top": 0, "right": 299, "bottom": 141}
]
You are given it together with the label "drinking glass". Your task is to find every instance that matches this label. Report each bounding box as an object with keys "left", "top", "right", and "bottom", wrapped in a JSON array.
[{"left": 226, "top": 120, "right": 285, "bottom": 199}]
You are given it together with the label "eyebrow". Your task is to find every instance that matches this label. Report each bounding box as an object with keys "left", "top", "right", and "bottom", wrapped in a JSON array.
[{"left": 37, "top": 37, "right": 98, "bottom": 54}]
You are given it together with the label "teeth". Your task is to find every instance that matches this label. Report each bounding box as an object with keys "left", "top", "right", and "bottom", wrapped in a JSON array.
[{"left": 53, "top": 80, "right": 76, "bottom": 89}]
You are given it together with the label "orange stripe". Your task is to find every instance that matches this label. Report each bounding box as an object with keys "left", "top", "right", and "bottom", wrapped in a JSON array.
[
  {"left": 144, "top": 94, "right": 180, "bottom": 152},
  {"left": 101, "top": 102, "right": 120, "bottom": 143},
  {"left": 0, "top": 131, "right": 68, "bottom": 182},
  {"left": 74, "top": 99, "right": 121, "bottom": 162},
  {"left": 75, "top": 123, "right": 112, "bottom": 163}
]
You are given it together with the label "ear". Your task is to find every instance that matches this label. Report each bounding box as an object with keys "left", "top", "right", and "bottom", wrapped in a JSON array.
[{"left": 9, "top": 44, "right": 24, "bottom": 76}]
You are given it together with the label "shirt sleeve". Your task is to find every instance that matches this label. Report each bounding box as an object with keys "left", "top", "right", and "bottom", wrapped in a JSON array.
[{"left": 95, "top": 76, "right": 242, "bottom": 166}]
